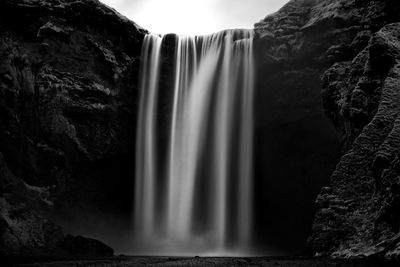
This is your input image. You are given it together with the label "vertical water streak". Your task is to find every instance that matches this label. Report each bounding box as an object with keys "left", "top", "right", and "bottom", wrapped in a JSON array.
[
  {"left": 167, "top": 36, "right": 200, "bottom": 239},
  {"left": 213, "top": 31, "right": 233, "bottom": 248},
  {"left": 134, "top": 34, "right": 163, "bottom": 239},
  {"left": 237, "top": 32, "right": 255, "bottom": 246}
]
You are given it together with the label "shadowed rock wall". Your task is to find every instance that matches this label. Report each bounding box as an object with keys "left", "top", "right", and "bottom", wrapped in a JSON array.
[
  {"left": 0, "top": 0, "right": 145, "bottom": 256},
  {"left": 254, "top": 0, "right": 400, "bottom": 260}
]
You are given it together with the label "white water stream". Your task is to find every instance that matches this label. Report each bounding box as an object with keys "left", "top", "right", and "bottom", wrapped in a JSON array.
[{"left": 135, "top": 29, "right": 255, "bottom": 255}]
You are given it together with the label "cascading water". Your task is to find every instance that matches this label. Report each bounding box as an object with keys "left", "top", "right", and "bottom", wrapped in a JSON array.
[{"left": 134, "top": 29, "right": 255, "bottom": 255}]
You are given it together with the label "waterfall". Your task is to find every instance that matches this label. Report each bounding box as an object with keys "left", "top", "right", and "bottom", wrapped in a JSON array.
[
  {"left": 134, "top": 29, "right": 255, "bottom": 255},
  {"left": 134, "top": 34, "right": 163, "bottom": 239}
]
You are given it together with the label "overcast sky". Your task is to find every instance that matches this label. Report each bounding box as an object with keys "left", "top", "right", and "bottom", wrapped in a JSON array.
[{"left": 100, "top": 0, "right": 289, "bottom": 35}]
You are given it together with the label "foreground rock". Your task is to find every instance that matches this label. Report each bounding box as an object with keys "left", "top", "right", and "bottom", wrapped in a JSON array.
[
  {"left": 0, "top": 151, "right": 114, "bottom": 257},
  {"left": 61, "top": 235, "right": 113, "bottom": 257}
]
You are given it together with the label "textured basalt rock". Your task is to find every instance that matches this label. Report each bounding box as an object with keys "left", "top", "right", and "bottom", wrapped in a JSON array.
[
  {"left": 0, "top": 0, "right": 145, "bottom": 256},
  {"left": 255, "top": 0, "right": 400, "bottom": 260},
  {"left": 310, "top": 22, "right": 400, "bottom": 261}
]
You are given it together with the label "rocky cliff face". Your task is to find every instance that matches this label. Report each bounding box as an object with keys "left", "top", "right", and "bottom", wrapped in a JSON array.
[
  {"left": 255, "top": 0, "right": 400, "bottom": 260},
  {"left": 0, "top": 0, "right": 145, "bottom": 257},
  {"left": 1, "top": 0, "right": 400, "bottom": 261}
]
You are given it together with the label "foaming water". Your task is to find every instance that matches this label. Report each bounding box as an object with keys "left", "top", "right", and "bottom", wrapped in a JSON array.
[{"left": 134, "top": 29, "right": 255, "bottom": 255}]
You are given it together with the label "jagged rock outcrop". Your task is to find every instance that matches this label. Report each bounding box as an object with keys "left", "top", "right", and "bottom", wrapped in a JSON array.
[
  {"left": 255, "top": 0, "right": 400, "bottom": 261},
  {"left": 0, "top": 0, "right": 145, "bottom": 257},
  {"left": 311, "top": 21, "right": 400, "bottom": 261}
]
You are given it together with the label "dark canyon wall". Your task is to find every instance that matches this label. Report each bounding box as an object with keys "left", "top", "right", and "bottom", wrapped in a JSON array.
[
  {"left": 0, "top": 0, "right": 145, "bottom": 257},
  {"left": 254, "top": 0, "right": 400, "bottom": 260}
]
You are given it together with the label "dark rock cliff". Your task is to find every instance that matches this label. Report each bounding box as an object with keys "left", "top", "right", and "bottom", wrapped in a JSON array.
[
  {"left": 0, "top": 0, "right": 145, "bottom": 257},
  {"left": 255, "top": 0, "right": 400, "bottom": 260}
]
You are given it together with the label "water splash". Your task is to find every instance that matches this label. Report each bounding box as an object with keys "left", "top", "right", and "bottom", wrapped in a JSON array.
[{"left": 134, "top": 29, "right": 255, "bottom": 255}]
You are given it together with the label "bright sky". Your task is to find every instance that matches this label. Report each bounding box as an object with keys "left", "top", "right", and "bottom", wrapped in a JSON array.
[{"left": 100, "top": 0, "right": 289, "bottom": 35}]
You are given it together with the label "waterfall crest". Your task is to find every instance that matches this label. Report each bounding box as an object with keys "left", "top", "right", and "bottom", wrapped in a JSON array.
[{"left": 134, "top": 29, "right": 255, "bottom": 255}]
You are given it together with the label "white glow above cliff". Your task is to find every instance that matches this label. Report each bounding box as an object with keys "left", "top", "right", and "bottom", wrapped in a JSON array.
[{"left": 100, "top": 0, "right": 289, "bottom": 35}]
